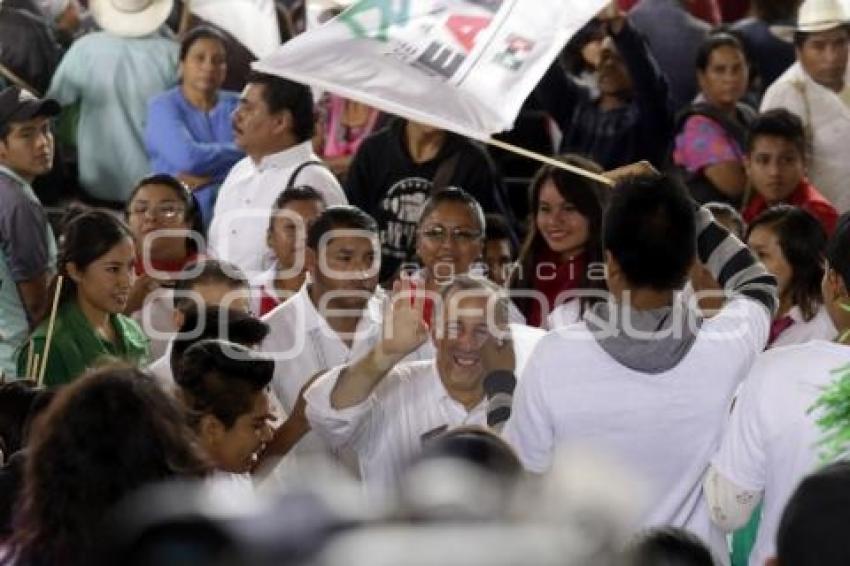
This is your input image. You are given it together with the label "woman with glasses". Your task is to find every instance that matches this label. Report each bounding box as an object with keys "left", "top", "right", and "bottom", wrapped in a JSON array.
[
  {"left": 509, "top": 155, "right": 609, "bottom": 328},
  {"left": 125, "top": 174, "right": 203, "bottom": 359},
  {"left": 17, "top": 210, "right": 149, "bottom": 386},
  {"left": 144, "top": 26, "right": 243, "bottom": 230}
]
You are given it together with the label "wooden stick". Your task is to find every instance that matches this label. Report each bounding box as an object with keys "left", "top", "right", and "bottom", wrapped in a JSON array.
[
  {"left": 32, "top": 354, "right": 40, "bottom": 384},
  {"left": 25, "top": 339, "right": 35, "bottom": 379},
  {"left": 37, "top": 275, "right": 63, "bottom": 386},
  {"left": 485, "top": 137, "right": 614, "bottom": 187}
]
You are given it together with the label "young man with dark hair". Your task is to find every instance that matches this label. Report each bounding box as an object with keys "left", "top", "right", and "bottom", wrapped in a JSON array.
[
  {"left": 742, "top": 108, "right": 838, "bottom": 234},
  {"left": 705, "top": 212, "right": 850, "bottom": 566},
  {"left": 260, "top": 205, "right": 433, "bottom": 476},
  {"left": 768, "top": 461, "right": 850, "bottom": 566},
  {"left": 505, "top": 174, "right": 777, "bottom": 560},
  {"left": 0, "top": 86, "right": 60, "bottom": 377},
  {"left": 208, "top": 71, "right": 346, "bottom": 276},
  {"left": 483, "top": 213, "right": 514, "bottom": 288},
  {"left": 175, "top": 339, "right": 276, "bottom": 474},
  {"left": 761, "top": 0, "right": 850, "bottom": 211}
]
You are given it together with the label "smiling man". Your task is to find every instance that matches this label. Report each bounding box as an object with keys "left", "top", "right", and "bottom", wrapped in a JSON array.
[
  {"left": 304, "top": 274, "right": 512, "bottom": 491},
  {"left": 0, "top": 87, "right": 60, "bottom": 377},
  {"left": 207, "top": 71, "right": 346, "bottom": 277}
]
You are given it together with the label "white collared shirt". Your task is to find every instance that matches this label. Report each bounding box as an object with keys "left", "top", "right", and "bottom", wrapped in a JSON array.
[
  {"left": 761, "top": 62, "right": 850, "bottom": 211},
  {"left": 770, "top": 304, "right": 837, "bottom": 349},
  {"left": 305, "top": 360, "right": 488, "bottom": 492},
  {"left": 208, "top": 141, "right": 346, "bottom": 277},
  {"left": 260, "top": 283, "right": 434, "bottom": 460}
]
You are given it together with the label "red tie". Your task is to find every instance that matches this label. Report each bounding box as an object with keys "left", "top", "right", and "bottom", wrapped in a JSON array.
[{"left": 768, "top": 316, "right": 795, "bottom": 346}]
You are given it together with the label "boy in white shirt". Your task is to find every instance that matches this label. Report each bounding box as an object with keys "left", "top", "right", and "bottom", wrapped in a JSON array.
[{"left": 504, "top": 174, "right": 778, "bottom": 562}]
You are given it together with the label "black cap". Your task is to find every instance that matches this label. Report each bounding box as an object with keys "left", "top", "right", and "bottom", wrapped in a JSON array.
[{"left": 0, "top": 86, "right": 61, "bottom": 129}]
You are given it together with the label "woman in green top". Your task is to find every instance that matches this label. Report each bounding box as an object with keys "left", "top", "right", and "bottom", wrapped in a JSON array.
[{"left": 18, "top": 209, "right": 149, "bottom": 385}]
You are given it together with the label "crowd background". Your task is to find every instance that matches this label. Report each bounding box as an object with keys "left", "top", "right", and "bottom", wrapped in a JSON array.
[{"left": 4, "top": 0, "right": 850, "bottom": 565}]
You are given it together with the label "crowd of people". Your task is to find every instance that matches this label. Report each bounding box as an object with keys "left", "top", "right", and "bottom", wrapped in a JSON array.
[{"left": 3, "top": 0, "right": 850, "bottom": 564}]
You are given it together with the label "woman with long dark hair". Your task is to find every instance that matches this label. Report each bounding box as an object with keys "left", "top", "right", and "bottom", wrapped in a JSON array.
[
  {"left": 2, "top": 366, "right": 209, "bottom": 566},
  {"left": 509, "top": 155, "right": 609, "bottom": 328},
  {"left": 17, "top": 210, "right": 149, "bottom": 385}
]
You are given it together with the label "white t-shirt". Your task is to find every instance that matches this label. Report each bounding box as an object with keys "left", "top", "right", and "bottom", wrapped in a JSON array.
[
  {"left": 208, "top": 141, "right": 346, "bottom": 277},
  {"left": 710, "top": 340, "right": 850, "bottom": 566},
  {"left": 504, "top": 296, "right": 770, "bottom": 563},
  {"left": 304, "top": 360, "right": 488, "bottom": 492},
  {"left": 770, "top": 304, "right": 836, "bottom": 349}
]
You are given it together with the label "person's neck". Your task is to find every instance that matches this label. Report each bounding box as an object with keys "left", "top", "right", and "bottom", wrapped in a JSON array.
[
  {"left": 619, "top": 287, "right": 676, "bottom": 311},
  {"left": 181, "top": 84, "right": 218, "bottom": 112},
  {"left": 76, "top": 296, "right": 114, "bottom": 341},
  {"left": 248, "top": 136, "right": 298, "bottom": 165},
  {"left": 713, "top": 100, "right": 738, "bottom": 117},
  {"left": 404, "top": 123, "right": 445, "bottom": 163},
  {"left": 308, "top": 285, "right": 364, "bottom": 347},
  {"left": 273, "top": 268, "right": 305, "bottom": 295},
  {"left": 445, "top": 380, "right": 485, "bottom": 411},
  {"left": 777, "top": 294, "right": 794, "bottom": 318}
]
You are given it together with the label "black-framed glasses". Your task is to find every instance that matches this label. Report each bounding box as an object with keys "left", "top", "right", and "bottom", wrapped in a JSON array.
[{"left": 420, "top": 226, "right": 482, "bottom": 244}]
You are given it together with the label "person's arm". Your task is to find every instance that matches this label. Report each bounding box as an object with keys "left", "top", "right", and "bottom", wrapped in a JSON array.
[
  {"left": 344, "top": 139, "right": 374, "bottom": 211},
  {"left": 330, "top": 280, "right": 429, "bottom": 409},
  {"left": 144, "top": 95, "right": 243, "bottom": 177},
  {"left": 16, "top": 276, "right": 50, "bottom": 328},
  {"left": 533, "top": 60, "right": 591, "bottom": 134},
  {"left": 1, "top": 200, "right": 53, "bottom": 328},
  {"left": 704, "top": 465, "right": 763, "bottom": 531}
]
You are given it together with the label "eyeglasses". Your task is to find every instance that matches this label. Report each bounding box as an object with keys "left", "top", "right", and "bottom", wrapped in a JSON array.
[
  {"left": 128, "top": 203, "right": 186, "bottom": 221},
  {"left": 420, "top": 226, "right": 482, "bottom": 244}
]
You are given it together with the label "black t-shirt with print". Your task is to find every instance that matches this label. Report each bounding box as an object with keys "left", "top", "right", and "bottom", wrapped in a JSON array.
[{"left": 346, "top": 119, "right": 511, "bottom": 282}]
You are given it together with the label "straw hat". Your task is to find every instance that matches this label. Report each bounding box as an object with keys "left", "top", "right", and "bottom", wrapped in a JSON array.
[
  {"left": 89, "top": 0, "right": 174, "bottom": 38},
  {"left": 772, "top": 0, "right": 850, "bottom": 42}
]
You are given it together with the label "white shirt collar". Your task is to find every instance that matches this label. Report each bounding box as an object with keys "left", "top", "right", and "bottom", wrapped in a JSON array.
[{"left": 254, "top": 140, "right": 315, "bottom": 173}]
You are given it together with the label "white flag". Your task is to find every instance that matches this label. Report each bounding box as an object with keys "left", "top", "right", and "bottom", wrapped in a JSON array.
[
  {"left": 190, "top": 0, "right": 282, "bottom": 57},
  {"left": 254, "top": 0, "right": 608, "bottom": 140}
]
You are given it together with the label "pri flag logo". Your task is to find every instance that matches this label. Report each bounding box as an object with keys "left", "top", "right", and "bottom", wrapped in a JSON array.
[{"left": 493, "top": 34, "right": 535, "bottom": 72}]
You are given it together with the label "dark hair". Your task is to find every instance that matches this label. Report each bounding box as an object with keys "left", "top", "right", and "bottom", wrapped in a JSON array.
[
  {"left": 695, "top": 32, "right": 746, "bottom": 73},
  {"left": 775, "top": 460, "right": 850, "bottom": 566},
  {"left": 127, "top": 174, "right": 204, "bottom": 254},
  {"left": 604, "top": 175, "right": 696, "bottom": 291},
  {"left": 419, "top": 425, "right": 522, "bottom": 480},
  {"left": 484, "top": 213, "right": 513, "bottom": 244},
  {"left": 7, "top": 366, "right": 209, "bottom": 566},
  {"left": 0, "top": 381, "right": 41, "bottom": 458},
  {"left": 58, "top": 208, "right": 134, "bottom": 305},
  {"left": 179, "top": 25, "right": 227, "bottom": 61},
  {"left": 794, "top": 25, "right": 850, "bottom": 48},
  {"left": 419, "top": 188, "right": 486, "bottom": 235},
  {"left": 826, "top": 213, "right": 850, "bottom": 287},
  {"left": 172, "top": 259, "right": 248, "bottom": 313},
  {"left": 627, "top": 527, "right": 716, "bottom": 566},
  {"left": 746, "top": 205, "right": 826, "bottom": 320},
  {"left": 705, "top": 202, "right": 745, "bottom": 239},
  {"left": 746, "top": 108, "right": 807, "bottom": 157},
  {"left": 175, "top": 340, "right": 274, "bottom": 429},
  {"left": 510, "top": 155, "right": 608, "bottom": 311},
  {"left": 169, "top": 305, "right": 269, "bottom": 378},
  {"left": 245, "top": 71, "right": 315, "bottom": 142},
  {"left": 306, "top": 205, "right": 378, "bottom": 250},
  {"left": 752, "top": 0, "right": 800, "bottom": 23},
  {"left": 267, "top": 185, "right": 326, "bottom": 232}
]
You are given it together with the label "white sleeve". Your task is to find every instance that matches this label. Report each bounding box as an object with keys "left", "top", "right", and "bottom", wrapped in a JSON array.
[
  {"left": 703, "top": 295, "right": 770, "bottom": 374},
  {"left": 502, "top": 352, "right": 555, "bottom": 473},
  {"left": 704, "top": 464, "right": 763, "bottom": 531},
  {"left": 304, "top": 365, "right": 376, "bottom": 451},
  {"left": 709, "top": 361, "right": 769, "bottom": 524},
  {"left": 760, "top": 80, "right": 806, "bottom": 119}
]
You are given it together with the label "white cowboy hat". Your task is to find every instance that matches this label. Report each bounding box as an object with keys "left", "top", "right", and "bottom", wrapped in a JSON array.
[
  {"left": 772, "top": 0, "right": 850, "bottom": 42},
  {"left": 89, "top": 0, "right": 174, "bottom": 38}
]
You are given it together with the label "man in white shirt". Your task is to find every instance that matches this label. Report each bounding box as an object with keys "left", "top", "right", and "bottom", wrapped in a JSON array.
[
  {"left": 761, "top": 0, "right": 850, "bottom": 210},
  {"left": 208, "top": 71, "right": 346, "bottom": 277},
  {"left": 504, "top": 174, "right": 778, "bottom": 563},
  {"left": 304, "top": 274, "right": 517, "bottom": 492},
  {"left": 705, "top": 213, "right": 850, "bottom": 566},
  {"left": 260, "top": 206, "right": 433, "bottom": 469}
]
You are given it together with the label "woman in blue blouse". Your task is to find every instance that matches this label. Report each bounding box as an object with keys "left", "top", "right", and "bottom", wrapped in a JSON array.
[{"left": 145, "top": 26, "right": 243, "bottom": 231}]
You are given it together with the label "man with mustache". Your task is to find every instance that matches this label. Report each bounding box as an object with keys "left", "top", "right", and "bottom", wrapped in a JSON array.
[{"left": 0, "top": 86, "right": 59, "bottom": 377}]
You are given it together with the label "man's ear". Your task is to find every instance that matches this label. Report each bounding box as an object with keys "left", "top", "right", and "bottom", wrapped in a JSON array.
[
  {"left": 199, "top": 413, "right": 224, "bottom": 447},
  {"left": 271, "top": 109, "right": 293, "bottom": 136},
  {"left": 66, "top": 261, "right": 83, "bottom": 284}
]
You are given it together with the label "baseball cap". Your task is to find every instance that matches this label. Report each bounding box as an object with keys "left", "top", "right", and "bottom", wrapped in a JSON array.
[{"left": 0, "top": 87, "right": 61, "bottom": 129}]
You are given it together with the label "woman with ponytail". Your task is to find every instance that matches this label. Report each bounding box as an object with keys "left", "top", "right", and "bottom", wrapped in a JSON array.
[{"left": 17, "top": 209, "right": 149, "bottom": 385}]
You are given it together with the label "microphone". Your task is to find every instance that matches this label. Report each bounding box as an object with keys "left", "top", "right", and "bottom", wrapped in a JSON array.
[{"left": 483, "top": 370, "right": 517, "bottom": 431}]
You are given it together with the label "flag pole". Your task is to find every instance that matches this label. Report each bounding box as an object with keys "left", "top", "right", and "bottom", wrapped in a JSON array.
[
  {"left": 37, "top": 275, "right": 63, "bottom": 387},
  {"left": 485, "top": 137, "right": 614, "bottom": 187}
]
